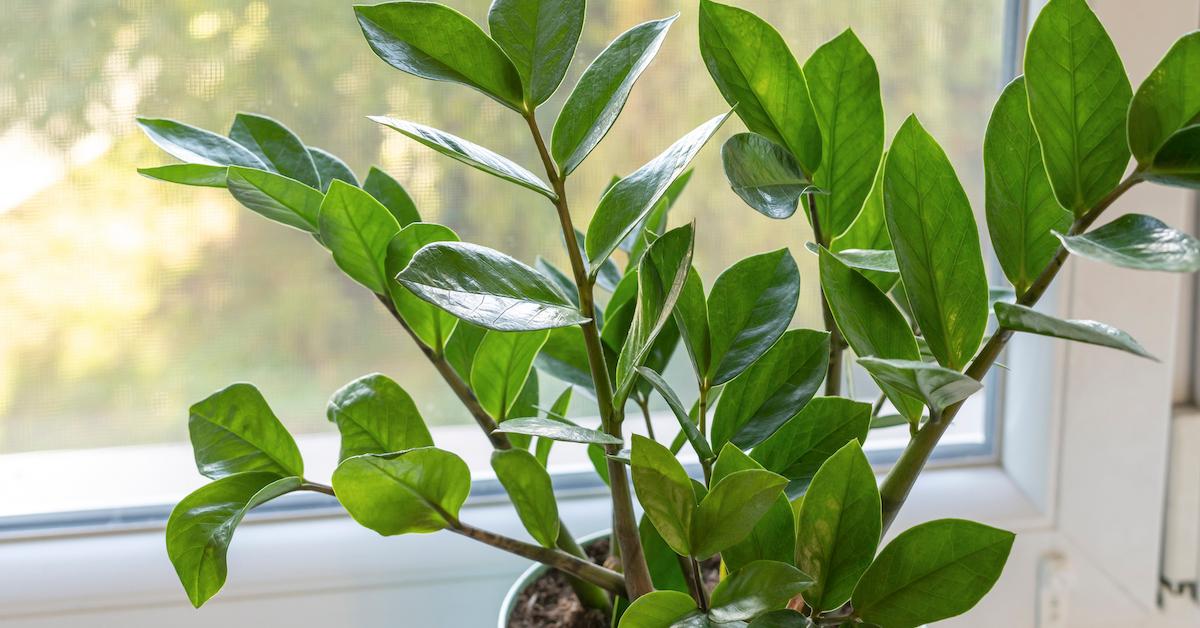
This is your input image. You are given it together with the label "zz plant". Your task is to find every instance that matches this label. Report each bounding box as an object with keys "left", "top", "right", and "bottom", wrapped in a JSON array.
[{"left": 140, "top": 0, "right": 1200, "bottom": 625}]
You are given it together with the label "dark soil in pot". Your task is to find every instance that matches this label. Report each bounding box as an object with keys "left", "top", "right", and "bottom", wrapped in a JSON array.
[{"left": 506, "top": 539, "right": 721, "bottom": 628}]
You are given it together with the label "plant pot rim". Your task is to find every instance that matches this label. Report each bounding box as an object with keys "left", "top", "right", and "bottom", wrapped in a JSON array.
[{"left": 497, "top": 529, "right": 611, "bottom": 628}]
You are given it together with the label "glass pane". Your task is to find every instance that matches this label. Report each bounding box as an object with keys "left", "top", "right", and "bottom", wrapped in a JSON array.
[{"left": 0, "top": 0, "right": 1009, "bottom": 516}]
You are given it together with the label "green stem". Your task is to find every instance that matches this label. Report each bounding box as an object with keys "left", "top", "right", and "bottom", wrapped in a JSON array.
[
  {"left": 697, "top": 384, "right": 712, "bottom": 484},
  {"left": 452, "top": 522, "right": 628, "bottom": 597},
  {"left": 678, "top": 555, "right": 709, "bottom": 611},
  {"left": 805, "top": 193, "right": 845, "bottom": 396},
  {"left": 524, "top": 112, "right": 655, "bottom": 599},
  {"left": 877, "top": 174, "right": 1142, "bottom": 531},
  {"left": 637, "top": 395, "right": 657, "bottom": 440}
]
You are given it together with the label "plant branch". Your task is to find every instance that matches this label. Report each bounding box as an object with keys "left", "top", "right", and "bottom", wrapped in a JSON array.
[
  {"left": 877, "top": 173, "right": 1143, "bottom": 531},
  {"left": 454, "top": 522, "right": 628, "bottom": 596},
  {"left": 806, "top": 193, "right": 845, "bottom": 396},
  {"left": 637, "top": 394, "right": 657, "bottom": 440},
  {"left": 678, "top": 555, "right": 710, "bottom": 611},
  {"left": 523, "top": 112, "right": 655, "bottom": 599}
]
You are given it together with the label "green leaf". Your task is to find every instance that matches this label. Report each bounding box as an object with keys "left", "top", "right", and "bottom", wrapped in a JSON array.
[
  {"left": 225, "top": 166, "right": 323, "bottom": 233},
  {"left": 138, "top": 164, "right": 229, "bottom": 188},
  {"left": 747, "top": 610, "right": 812, "bottom": 627},
  {"left": 534, "top": 326, "right": 594, "bottom": 393},
  {"left": 984, "top": 77, "right": 1073, "bottom": 296},
  {"left": 509, "top": 370, "right": 540, "bottom": 451},
  {"left": 631, "top": 434, "right": 697, "bottom": 556},
  {"left": 707, "top": 249, "right": 800, "bottom": 386},
  {"left": 616, "top": 225, "right": 695, "bottom": 398},
  {"left": 818, "top": 248, "right": 923, "bottom": 421},
  {"left": 709, "top": 560, "right": 813, "bottom": 623},
  {"left": 640, "top": 515, "right": 689, "bottom": 593},
  {"left": 1131, "top": 33, "right": 1200, "bottom": 164},
  {"left": 535, "top": 387, "right": 572, "bottom": 465},
  {"left": 1145, "top": 125, "right": 1200, "bottom": 188},
  {"left": 712, "top": 329, "right": 829, "bottom": 450},
  {"left": 832, "top": 153, "right": 894, "bottom": 291},
  {"left": 1024, "top": 0, "right": 1131, "bottom": 214},
  {"left": 857, "top": 358, "right": 982, "bottom": 417},
  {"left": 636, "top": 367, "right": 714, "bottom": 463},
  {"left": 1056, "top": 213, "right": 1200, "bottom": 272},
  {"left": 445, "top": 321, "right": 488, "bottom": 379},
  {"left": 809, "top": 243, "right": 897, "bottom": 275},
  {"left": 327, "top": 373, "right": 433, "bottom": 461},
  {"left": 364, "top": 167, "right": 420, "bottom": 227},
  {"left": 691, "top": 468, "right": 788, "bottom": 559},
  {"left": 804, "top": 29, "right": 885, "bottom": 238},
  {"left": 136, "top": 117, "right": 265, "bottom": 169},
  {"left": 884, "top": 116, "right": 989, "bottom": 370},
  {"left": 852, "top": 519, "right": 1015, "bottom": 628},
  {"left": 673, "top": 269, "right": 711, "bottom": 381},
  {"left": 698, "top": 0, "right": 822, "bottom": 175},
  {"left": 587, "top": 443, "right": 611, "bottom": 486},
  {"left": 166, "top": 472, "right": 301, "bottom": 608},
  {"left": 396, "top": 242, "right": 589, "bottom": 331},
  {"left": 711, "top": 446, "right": 796, "bottom": 573},
  {"left": 228, "top": 113, "right": 320, "bottom": 187},
  {"left": 487, "top": 0, "right": 584, "bottom": 107},
  {"left": 586, "top": 113, "right": 729, "bottom": 271},
  {"left": 354, "top": 1, "right": 524, "bottom": 111},
  {"left": 994, "top": 302, "right": 1154, "bottom": 359},
  {"left": 551, "top": 16, "right": 677, "bottom": 176},
  {"left": 497, "top": 415, "right": 620, "bottom": 445},
  {"left": 384, "top": 222, "right": 461, "bottom": 352},
  {"left": 751, "top": 397, "right": 871, "bottom": 493},
  {"left": 308, "top": 146, "right": 358, "bottom": 191},
  {"left": 617, "top": 590, "right": 700, "bottom": 628},
  {"left": 471, "top": 330, "right": 550, "bottom": 421},
  {"left": 721, "top": 133, "right": 816, "bottom": 219},
  {"left": 794, "top": 441, "right": 880, "bottom": 612},
  {"left": 536, "top": 257, "right": 580, "bottom": 306},
  {"left": 491, "top": 448, "right": 559, "bottom": 547},
  {"left": 188, "top": 383, "right": 304, "bottom": 480},
  {"left": 319, "top": 180, "right": 402, "bottom": 293},
  {"left": 369, "top": 117, "right": 554, "bottom": 198},
  {"left": 332, "top": 447, "right": 471, "bottom": 535}
]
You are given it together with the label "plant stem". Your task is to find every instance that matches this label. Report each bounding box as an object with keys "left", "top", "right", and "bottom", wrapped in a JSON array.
[
  {"left": 805, "top": 193, "right": 845, "bottom": 396},
  {"left": 637, "top": 395, "right": 657, "bottom": 440},
  {"left": 678, "top": 555, "right": 709, "bottom": 611},
  {"left": 524, "top": 112, "right": 655, "bottom": 599},
  {"left": 299, "top": 481, "right": 336, "bottom": 497},
  {"left": 452, "top": 521, "right": 628, "bottom": 597},
  {"left": 877, "top": 174, "right": 1142, "bottom": 531},
  {"left": 697, "top": 384, "right": 712, "bottom": 484}
]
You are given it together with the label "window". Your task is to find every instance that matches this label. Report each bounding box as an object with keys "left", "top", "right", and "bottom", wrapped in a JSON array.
[{"left": 0, "top": 0, "right": 1015, "bottom": 525}]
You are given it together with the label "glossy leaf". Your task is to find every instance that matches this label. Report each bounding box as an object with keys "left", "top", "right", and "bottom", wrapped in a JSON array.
[
  {"left": 995, "top": 302, "right": 1154, "bottom": 359},
  {"left": 354, "top": 2, "right": 524, "bottom": 111},
  {"left": 1024, "top": 0, "right": 1131, "bottom": 213},
  {"left": 396, "top": 242, "right": 589, "bottom": 331},
  {"left": 138, "top": 164, "right": 229, "bottom": 188},
  {"left": 631, "top": 434, "right": 696, "bottom": 556},
  {"left": 637, "top": 367, "right": 714, "bottom": 463},
  {"left": 166, "top": 472, "right": 301, "bottom": 608},
  {"left": 810, "top": 243, "right": 898, "bottom": 276},
  {"left": 712, "top": 329, "right": 829, "bottom": 450},
  {"left": 471, "top": 330, "right": 550, "bottom": 421},
  {"left": 747, "top": 610, "right": 812, "bottom": 628},
  {"left": 587, "top": 443, "right": 610, "bottom": 486},
  {"left": 188, "top": 383, "right": 304, "bottom": 480},
  {"left": 327, "top": 373, "right": 433, "bottom": 461},
  {"left": 1145, "top": 125, "right": 1200, "bottom": 188},
  {"left": 640, "top": 515, "right": 689, "bottom": 593},
  {"left": 491, "top": 448, "right": 559, "bottom": 547},
  {"left": 370, "top": 117, "right": 554, "bottom": 198},
  {"left": 1129, "top": 33, "right": 1200, "bottom": 164},
  {"left": 551, "top": 16, "right": 676, "bottom": 176},
  {"left": 225, "top": 166, "right": 323, "bottom": 233},
  {"left": 804, "top": 29, "right": 885, "bottom": 237},
  {"left": 364, "top": 167, "right": 420, "bottom": 227},
  {"left": 794, "top": 441, "right": 880, "bottom": 612},
  {"left": 751, "top": 397, "right": 872, "bottom": 493},
  {"left": 508, "top": 371, "right": 540, "bottom": 451},
  {"left": 857, "top": 357, "right": 982, "bottom": 417},
  {"left": 712, "top": 445, "right": 796, "bottom": 573},
  {"left": 487, "top": 0, "right": 584, "bottom": 107},
  {"left": 852, "top": 519, "right": 1015, "bottom": 628},
  {"left": 818, "top": 248, "right": 923, "bottom": 421},
  {"left": 698, "top": 0, "right": 822, "bottom": 175},
  {"left": 228, "top": 113, "right": 319, "bottom": 187},
  {"left": 496, "top": 416, "right": 621, "bottom": 445},
  {"left": 691, "top": 468, "right": 788, "bottom": 559},
  {"left": 586, "top": 113, "right": 728, "bottom": 271},
  {"left": 384, "top": 222, "right": 461, "bottom": 352},
  {"left": 832, "top": 153, "right": 894, "bottom": 291},
  {"left": 319, "top": 180, "right": 402, "bottom": 293},
  {"left": 884, "top": 116, "right": 988, "bottom": 370},
  {"left": 721, "top": 132, "right": 815, "bottom": 219},
  {"left": 673, "top": 268, "right": 712, "bottom": 382},
  {"left": 709, "top": 560, "right": 813, "bottom": 623},
  {"left": 534, "top": 387, "right": 572, "bottom": 465},
  {"left": 1056, "top": 213, "right": 1200, "bottom": 272},
  {"left": 332, "top": 447, "right": 471, "bottom": 535},
  {"left": 707, "top": 249, "right": 801, "bottom": 386},
  {"left": 534, "top": 326, "right": 594, "bottom": 393},
  {"left": 136, "top": 117, "right": 264, "bottom": 169},
  {"left": 445, "top": 321, "right": 488, "bottom": 379},
  {"left": 308, "top": 146, "right": 358, "bottom": 191},
  {"left": 984, "top": 77, "right": 1073, "bottom": 296},
  {"left": 617, "top": 590, "right": 700, "bottom": 628}
]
